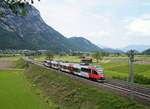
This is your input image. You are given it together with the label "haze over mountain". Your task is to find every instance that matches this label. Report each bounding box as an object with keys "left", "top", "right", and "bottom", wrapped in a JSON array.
[
  {"left": 0, "top": 5, "right": 101, "bottom": 52},
  {"left": 143, "top": 48, "right": 150, "bottom": 55},
  {"left": 98, "top": 45, "right": 123, "bottom": 53},
  {"left": 122, "top": 45, "right": 150, "bottom": 52}
]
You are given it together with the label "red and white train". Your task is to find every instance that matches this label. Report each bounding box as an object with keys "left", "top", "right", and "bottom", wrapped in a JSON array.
[{"left": 44, "top": 60, "right": 105, "bottom": 82}]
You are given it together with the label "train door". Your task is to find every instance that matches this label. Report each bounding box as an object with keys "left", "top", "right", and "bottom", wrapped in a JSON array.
[
  {"left": 92, "top": 70, "right": 98, "bottom": 79},
  {"left": 81, "top": 67, "right": 89, "bottom": 78},
  {"left": 68, "top": 64, "right": 74, "bottom": 73},
  {"left": 72, "top": 66, "right": 81, "bottom": 76},
  {"left": 88, "top": 68, "right": 98, "bottom": 79}
]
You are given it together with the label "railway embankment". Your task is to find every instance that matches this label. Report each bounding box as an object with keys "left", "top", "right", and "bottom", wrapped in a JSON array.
[{"left": 16, "top": 58, "right": 150, "bottom": 109}]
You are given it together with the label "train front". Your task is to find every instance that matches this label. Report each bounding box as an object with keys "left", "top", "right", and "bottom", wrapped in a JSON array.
[{"left": 95, "top": 66, "right": 105, "bottom": 82}]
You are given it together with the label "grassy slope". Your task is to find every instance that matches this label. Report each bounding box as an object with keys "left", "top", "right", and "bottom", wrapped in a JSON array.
[
  {"left": 0, "top": 63, "right": 48, "bottom": 109},
  {"left": 21, "top": 59, "right": 149, "bottom": 109}
]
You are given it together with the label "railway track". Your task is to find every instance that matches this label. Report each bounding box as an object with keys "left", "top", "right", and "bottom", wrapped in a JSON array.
[
  {"left": 106, "top": 78, "right": 150, "bottom": 95},
  {"left": 23, "top": 57, "right": 150, "bottom": 107}
]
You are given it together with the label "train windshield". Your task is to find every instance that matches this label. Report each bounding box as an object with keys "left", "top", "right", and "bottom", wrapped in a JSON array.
[{"left": 96, "top": 67, "right": 104, "bottom": 75}]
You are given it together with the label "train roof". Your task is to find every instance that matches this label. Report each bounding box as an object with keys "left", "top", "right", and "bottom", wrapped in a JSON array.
[
  {"left": 44, "top": 60, "right": 103, "bottom": 70},
  {"left": 60, "top": 62, "right": 70, "bottom": 66},
  {"left": 72, "top": 64, "right": 81, "bottom": 68},
  {"left": 81, "top": 65, "right": 103, "bottom": 70}
]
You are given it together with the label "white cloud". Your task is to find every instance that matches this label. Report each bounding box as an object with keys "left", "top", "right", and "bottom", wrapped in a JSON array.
[
  {"left": 127, "top": 18, "right": 150, "bottom": 36},
  {"left": 33, "top": 0, "right": 150, "bottom": 48},
  {"left": 33, "top": 0, "right": 115, "bottom": 37}
]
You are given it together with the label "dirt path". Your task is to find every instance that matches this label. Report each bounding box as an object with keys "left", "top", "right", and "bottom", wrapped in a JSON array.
[
  {"left": 135, "top": 60, "right": 150, "bottom": 64},
  {"left": 0, "top": 58, "right": 19, "bottom": 70}
]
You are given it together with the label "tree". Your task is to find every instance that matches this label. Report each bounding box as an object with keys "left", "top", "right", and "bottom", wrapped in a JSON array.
[
  {"left": 92, "top": 51, "right": 103, "bottom": 63},
  {"left": 35, "top": 51, "right": 42, "bottom": 56},
  {"left": 46, "top": 51, "right": 54, "bottom": 60},
  {"left": 115, "top": 52, "right": 121, "bottom": 57},
  {"left": 59, "top": 52, "right": 67, "bottom": 56},
  {"left": 0, "top": 0, "right": 40, "bottom": 16}
]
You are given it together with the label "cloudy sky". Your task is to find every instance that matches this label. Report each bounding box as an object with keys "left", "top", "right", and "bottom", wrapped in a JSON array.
[{"left": 34, "top": 0, "right": 150, "bottom": 48}]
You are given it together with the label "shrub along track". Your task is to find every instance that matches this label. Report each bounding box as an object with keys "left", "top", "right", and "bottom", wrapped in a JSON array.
[{"left": 23, "top": 57, "right": 150, "bottom": 107}]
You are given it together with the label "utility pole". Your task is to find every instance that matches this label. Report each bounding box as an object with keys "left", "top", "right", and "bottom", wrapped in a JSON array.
[
  {"left": 127, "top": 50, "right": 135, "bottom": 100},
  {"left": 128, "top": 50, "right": 135, "bottom": 83}
]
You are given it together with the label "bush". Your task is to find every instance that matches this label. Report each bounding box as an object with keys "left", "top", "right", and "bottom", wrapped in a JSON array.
[
  {"left": 134, "top": 74, "right": 150, "bottom": 84},
  {"left": 112, "top": 75, "right": 150, "bottom": 85},
  {"left": 14, "top": 59, "right": 29, "bottom": 69}
]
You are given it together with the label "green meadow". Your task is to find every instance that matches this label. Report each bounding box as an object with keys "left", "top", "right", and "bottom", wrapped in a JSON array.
[
  {"left": 0, "top": 69, "right": 48, "bottom": 109},
  {"left": 0, "top": 54, "right": 21, "bottom": 59}
]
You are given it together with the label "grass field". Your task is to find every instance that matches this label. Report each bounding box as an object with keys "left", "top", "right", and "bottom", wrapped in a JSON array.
[
  {"left": 0, "top": 70, "right": 48, "bottom": 109},
  {"left": 34, "top": 55, "right": 150, "bottom": 85},
  {"left": 0, "top": 56, "right": 49, "bottom": 109},
  {"left": 0, "top": 54, "right": 21, "bottom": 59},
  {"left": 34, "top": 55, "right": 150, "bottom": 62},
  {"left": 21, "top": 59, "right": 149, "bottom": 109}
]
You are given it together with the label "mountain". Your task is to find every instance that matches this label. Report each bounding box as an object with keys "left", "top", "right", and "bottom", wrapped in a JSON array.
[
  {"left": 0, "top": 5, "right": 103, "bottom": 52},
  {"left": 143, "top": 48, "right": 150, "bottom": 55},
  {"left": 102, "top": 48, "right": 124, "bottom": 53},
  {"left": 68, "top": 37, "right": 101, "bottom": 52},
  {"left": 0, "top": 5, "right": 77, "bottom": 52},
  {"left": 97, "top": 45, "right": 123, "bottom": 53},
  {"left": 122, "top": 45, "right": 150, "bottom": 52}
]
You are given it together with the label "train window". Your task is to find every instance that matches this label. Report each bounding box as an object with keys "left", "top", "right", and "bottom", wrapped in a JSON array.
[
  {"left": 63, "top": 66, "right": 67, "bottom": 69},
  {"left": 92, "top": 70, "right": 98, "bottom": 75},
  {"left": 81, "top": 68, "right": 86, "bottom": 72},
  {"left": 65, "top": 66, "right": 68, "bottom": 69},
  {"left": 69, "top": 67, "right": 73, "bottom": 70},
  {"left": 88, "top": 69, "right": 91, "bottom": 73},
  {"left": 87, "top": 69, "right": 91, "bottom": 72},
  {"left": 81, "top": 68, "right": 90, "bottom": 73},
  {"left": 72, "top": 68, "right": 80, "bottom": 72}
]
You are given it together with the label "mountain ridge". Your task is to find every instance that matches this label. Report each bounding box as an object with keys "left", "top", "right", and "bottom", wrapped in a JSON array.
[
  {"left": 68, "top": 37, "right": 101, "bottom": 52},
  {"left": 121, "top": 45, "right": 150, "bottom": 52},
  {"left": 0, "top": 5, "right": 102, "bottom": 52},
  {"left": 143, "top": 48, "right": 150, "bottom": 55},
  {"left": 0, "top": 5, "right": 74, "bottom": 52}
]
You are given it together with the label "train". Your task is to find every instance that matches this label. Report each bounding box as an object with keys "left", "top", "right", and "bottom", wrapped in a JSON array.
[{"left": 44, "top": 60, "right": 105, "bottom": 82}]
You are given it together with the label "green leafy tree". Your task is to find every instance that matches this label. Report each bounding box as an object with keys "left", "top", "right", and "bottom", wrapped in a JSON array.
[
  {"left": 92, "top": 51, "right": 103, "bottom": 63},
  {"left": 59, "top": 52, "right": 67, "bottom": 56},
  {"left": 0, "top": 0, "right": 40, "bottom": 16},
  {"left": 35, "top": 51, "right": 42, "bottom": 56},
  {"left": 46, "top": 51, "right": 54, "bottom": 60}
]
